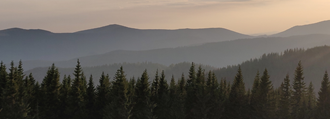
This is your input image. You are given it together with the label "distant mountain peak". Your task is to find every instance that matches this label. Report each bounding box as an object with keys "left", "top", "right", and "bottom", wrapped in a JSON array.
[
  {"left": 76, "top": 24, "right": 137, "bottom": 34},
  {"left": 0, "top": 28, "right": 52, "bottom": 36},
  {"left": 273, "top": 20, "right": 330, "bottom": 37}
]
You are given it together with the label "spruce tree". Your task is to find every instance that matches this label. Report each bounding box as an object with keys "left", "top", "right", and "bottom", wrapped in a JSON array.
[
  {"left": 225, "top": 66, "right": 247, "bottom": 119},
  {"left": 278, "top": 74, "right": 291, "bottom": 119},
  {"left": 316, "top": 71, "right": 330, "bottom": 119},
  {"left": 104, "top": 66, "right": 132, "bottom": 119},
  {"left": 207, "top": 71, "right": 223, "bottom": 119},
  {"left": 128, "top": 77, "right": 136, "bottom": 104},
  {"left": 155, "top": 70, "right": 169, "bottom": 119},
  {"left": 292, "top": 61, "right": 306, "bottom": 119},
  {"left": 176, "top": 73, "right": 186, "bottom": 119},
  {"left": 258, "top": 69, "right": 274, "bottom": 118},
  {"left": 86, "top": 75, "right": 96, "bottom": 119},
  {"left": 59, "top": 75, "right": 72, "bottom": 119},
  {"left": 151, "top": 70, "right": 159, "bottom": 104},
  {"left": 0, "top": 73, "right": 30, "bottom": 119},
  {"left": 250, "top": 71, "right": 260, "bottom": 118},
  {"left": 185, "top": 63, "right": 197, "bottom": 119},
  {"left": 305, "top": 82, "right": 316, "bottom": 118},
  {"left": 70, "top": 59, "right": 87, "bottom": 119},
  {"left": 24, "top": 73, "right": 37, "bottom": 118},
  {"left": 96, "top": 72, "right": 111, "bottom": 119},
  {"left": 40, "top": 64, "right": 61, "bottom": 119},
  {"left": 0, "top": 62, "right": 8, "bottom": 110},
  {"left": 132, "top": 70, "right": 155, "bottom": 119}
]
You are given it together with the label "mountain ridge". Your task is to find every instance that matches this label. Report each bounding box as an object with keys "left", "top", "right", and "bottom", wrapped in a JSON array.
[
  {"left": 0, "top": 24, "right": 252, "bottom": 63},
  {"left": 273, "top": 20, "right": 330, "bottom": 37}
]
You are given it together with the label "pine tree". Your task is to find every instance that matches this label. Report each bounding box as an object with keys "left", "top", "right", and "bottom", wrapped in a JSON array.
[
  {"left": 127, "top": 77, "right": 136, "bottom": 104},
  {"left": 104, "top": 66, "right": 132, "bottom": 119},
  {"left": 0, "top": 72, "right": 30, "bottom": 119},
  {"left": 278, "top": 74, "right": 291, "bottom": 119},
  {"left": 132, "top": 70, "right": 155, "bottom": 119},
  {"left": 151, "top": 70, "right": 159, "bottom": 104},
  {"left": 59, "top": 75, "right": 72, "bottom": 119},
  {"left": 154, "top": 70, "right": 169, "bottom": 119},
  {"left": 316, "top": 71, "right": 330, "bottom": 119},
  {"left": 185, "top": 63, "right": 197, "bottom": 119},
  {"left": 86, "top": 75, "right": 96, "bottom": 119},
  {"left": 70, "top": 59, "right": 87, "bottom": 119},
  {"left": 24, "top": 73, "right": 37, "bottom": 118},
  {"left": 292, "top": 61, "right": 306, "bottom": 119},
  {"left": 175, "top": 73, "right": 186, "bottom": 119},
  {"left": 96, "top": 72, "right": 111, "bottom": 119},
  {"left": 0, "top": 62, "right": 8, "bottom": 110},
  {"left": 258, "top": 69, "right": 274, "bottom": 118},
  {"left": 305, "top": 82, "right": 316, "bottom": 118},
  {"left": 207, "top": 71, "right": 223, "bottom": 119},
  {"left": 40, "top": 64, "right": 61, "bottom": 119},
  {"left": 225, "top": 66, "right": 247, "bottom": 119},
  {"left": 250, "top": 71, "right": 260, "bottom": 118},
  {"left": 169, "top": 75, "right": 176, "bottom": 100}
]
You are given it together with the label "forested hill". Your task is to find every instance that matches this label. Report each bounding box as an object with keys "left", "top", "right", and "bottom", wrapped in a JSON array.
[
  {"left": 35, "top": 34, "right": 330, "bottom": 69},
  {"left": 214, "top": 45, "right": 330, "bottom": 90},
  {"left": 25, "top": 62, "right": 215, "bottom": 83},
  {"left": 0, "top": 25, "right": 251, "bottom": 63}
]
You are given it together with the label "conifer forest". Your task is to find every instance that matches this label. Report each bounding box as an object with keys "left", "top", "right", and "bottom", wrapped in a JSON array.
[{"left": 1, "top": 59, "right": 330, "bottom": 119}]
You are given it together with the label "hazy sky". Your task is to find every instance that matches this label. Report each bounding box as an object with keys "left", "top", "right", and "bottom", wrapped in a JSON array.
[{"left": 1, "top": 0, "right": 330, "bottom": 35}]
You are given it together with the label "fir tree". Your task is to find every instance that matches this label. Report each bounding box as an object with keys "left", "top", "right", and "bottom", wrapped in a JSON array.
[
  {"left": 278, "top": 74, "right": 291, "bottom": 119},
  {"left": 24, "top": 73, "right": 37, "bottom": 118},
  {"left": 86, "top": 75, "right": 96, "bottom": 119},
  {"left": 316, "top": 71, "right": 330, "bottom": 119},
  {"left": 59, "top": 75, "right": 72, "bottom": 119},
  {"left": 258, "top": 69, "right": 274, "bottom": 118},
  {"left": 132, "top": 70, "right": 155, "bottom": 119},
  {"left": 104, "top": 66, "right": 132, "bottom": 119},
  {"left": 305, "top": 82, "right": 316, "bottom": 119},
  {"left": 96, "top": 72, "right": 111, "bottom": 119},
  {"left": 250, "top": 71, "right": 260, "bottom": 118},
  {"left": 185, "top": 63, "right": 197, "bottom": 119},
  {"left": 40, "top": 64, "right": 61, "bottom": 119},
  {"left": 154, "top": 70, "right": 169, "bottom": 119},
  {"left": 292, "top": 61, "right": 306, "bottom": 119},
  {"left": 225, "top": 66, "right": 247, "bottom": 119},
  {"left": 0, "top": 62, "right": 8, "bottom": 110},
  {"left": 150, "top": 70, "right": 159, "bottom": 104},
  {"left": 0, "top": 73, "right": 30, "bottom": 119},
  {"left": 70, "top": 59, "right": 87, "bottom": 119}
]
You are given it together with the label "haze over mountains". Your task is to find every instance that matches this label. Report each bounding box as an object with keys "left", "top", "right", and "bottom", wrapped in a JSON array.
[
  {"left": 2, "top": 20, "right": 330, "bottom": 71},
  {"left": 25, "top": 46, "right": 330, "bottom": 91},
  {"left": 0, "top": 24, "right": 251, "bottom": 63}
]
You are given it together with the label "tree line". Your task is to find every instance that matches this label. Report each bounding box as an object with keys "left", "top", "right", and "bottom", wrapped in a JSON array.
[{"left": 1, "top": 60, "right": 330, "bottom": 119}]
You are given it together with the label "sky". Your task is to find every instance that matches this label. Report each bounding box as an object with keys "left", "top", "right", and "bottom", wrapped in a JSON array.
[{"left": 0, "top": 0, "right": 330, "bottom": 35}]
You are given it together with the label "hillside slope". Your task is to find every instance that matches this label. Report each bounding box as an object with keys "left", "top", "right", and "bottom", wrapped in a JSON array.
[
  {"left": 214, "top": 46, "right": 330, "bottom": 91},
  {"left": 0, "top": 25, "right": 251, "bottom": 63},
  {"left": 25, "top": 62, "right": 215, "bottom": 83},
  {"left": 273, "top": 20, "right": 330, "bottom": 37},
  {"left": 43, "top": 34, "right": 330, "bottom": 69}
]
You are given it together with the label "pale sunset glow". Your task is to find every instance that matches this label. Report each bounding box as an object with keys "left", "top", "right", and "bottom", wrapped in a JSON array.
[{"left": 1, "top": 0, "right": 330, "bottom": 34}]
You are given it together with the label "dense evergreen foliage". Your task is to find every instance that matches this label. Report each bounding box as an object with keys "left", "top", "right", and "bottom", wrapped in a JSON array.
[
  {"left": 214, "top": 45, "right": 330, "bottom": 90},
  {"left": 2, "top": 60, "right": 330, "bottom": 119}
]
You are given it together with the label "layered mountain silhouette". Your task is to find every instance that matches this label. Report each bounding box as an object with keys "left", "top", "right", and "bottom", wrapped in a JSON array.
[
  {"left": 25, "top": 45, "right": 330, "bottom": 92},
  {"left": 0, "top": 24, "right": 251, "bottom": 63},
  {"left": 20, "top": 34, "right": 330, "bottom": 70},
  {"left": 4, "top": 20, "right": 330, "bottom": 71},
  {"left": 273, "top": 20, "right": 330, "bottom": 37},
  {"left": 214, "top": 46, "right": 330, "bottom": 91}
]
